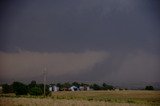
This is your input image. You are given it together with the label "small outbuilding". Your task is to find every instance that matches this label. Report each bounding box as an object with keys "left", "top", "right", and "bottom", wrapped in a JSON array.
[
  {"left": 70, "top": 86, "right": 78, "bottom": 91},
  {"left": 49, "top": 85, "right": 59, "bottom": 92}
]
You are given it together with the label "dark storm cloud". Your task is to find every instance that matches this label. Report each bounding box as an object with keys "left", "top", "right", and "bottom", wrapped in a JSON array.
[
  {"left": 0, "top": 0, "right": 159, "bottom": 52},
  {"left": 0, "top": 0, "right": 160, "bottom": 84}
]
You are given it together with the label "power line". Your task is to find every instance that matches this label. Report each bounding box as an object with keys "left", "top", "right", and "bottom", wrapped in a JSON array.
[{"left": 43, "top": 67, "right": 47, "bottom": 97}]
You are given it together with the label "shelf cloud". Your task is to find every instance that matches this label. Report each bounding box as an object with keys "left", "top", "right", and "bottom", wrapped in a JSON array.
[{"left": 0, "top": 50, "right": 109, "bottom": 81}]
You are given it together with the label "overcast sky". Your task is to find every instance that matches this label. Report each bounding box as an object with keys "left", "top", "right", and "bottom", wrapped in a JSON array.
[{"left": 0, "top": 0, "right": 160, "bottom": 84}]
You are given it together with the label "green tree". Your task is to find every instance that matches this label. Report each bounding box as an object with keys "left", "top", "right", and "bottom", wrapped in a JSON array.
[
  {"left": 37, "top": 83, "right": 50, "bottom": 96},
  {"left": 80, "top": 83, "right": 88, "bottom": 86},
  {"left": 57, "top": 83, "right": 64, "bottom": 91},
  {"left": 63, "top": 82, "right": 71, "bottom": 88},
  {"left": 56, "top": 82, "right": 71, "bottom": 91},
  {"left": 28, "top": 80, "right": 37, "bottom": 93},
  {"left": 12, "top": 82, "right": 28, "bottom": 95},
  {"left": 145, "top": 86, "right": 154, "bottom": 90},
  {"left": 29, "top": 87, "right": 43, "bottom": 96},
  {"left": 72, "top": 82, "right": 80, "bottom": 87},
  {"left": 2, "top": 84, "right": 13, "bottom": 93},
  {"left": 102, "top": 83, "right": 114, "bottom": 90},
  {"left": 91, "top": 84, "right": 101, "bottom": 90},
  {"left": 28, "top": 80, "right": 37, "bottom": 88}
]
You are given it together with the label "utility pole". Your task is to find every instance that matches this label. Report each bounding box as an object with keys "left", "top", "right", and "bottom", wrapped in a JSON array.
[{"left": 43, "top": 67, "right": 47, "bottom": 97}]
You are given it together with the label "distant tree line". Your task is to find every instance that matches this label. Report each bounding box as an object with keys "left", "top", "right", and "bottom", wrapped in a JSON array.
[
  {"left": 2, "top": 81, "right": 154, "bottom": 96},
  {"left": 2, "top": 81, "right": 50, "bottom": 96},
  {"left": 2, "top": 81, "right": 115, "bottom": 95}
]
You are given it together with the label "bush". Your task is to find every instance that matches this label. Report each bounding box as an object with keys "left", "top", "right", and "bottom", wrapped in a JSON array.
[{"left": 29, "top": 87, "right": 43, "bottom": 96}]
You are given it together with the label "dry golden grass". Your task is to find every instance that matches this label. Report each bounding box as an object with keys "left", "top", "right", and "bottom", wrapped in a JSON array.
[
  {"left": 51, "top": 90, "right": 160, "bottom": 105},
  {"left": 0, "top": 90, "right": 160, "bottom": 106},
  {"left": 0, "top": 97, "right": 149, "bottom": 106}
]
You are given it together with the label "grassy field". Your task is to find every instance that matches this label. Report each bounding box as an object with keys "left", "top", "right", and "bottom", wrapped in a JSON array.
[{"left": 0, "top": 90, "right": 160, "bottom": 106}]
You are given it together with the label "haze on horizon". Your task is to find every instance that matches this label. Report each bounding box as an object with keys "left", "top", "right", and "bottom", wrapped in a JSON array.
[{"left": 0, "top": 0, "right": 160, "bottom": 85}]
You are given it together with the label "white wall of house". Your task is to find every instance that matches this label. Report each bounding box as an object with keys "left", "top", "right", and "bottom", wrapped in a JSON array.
[
  {"left": 53, "top": 86, "right": 58, "bottom": 92},
  {"left": 49, "top": 86, "right": 52, "bottom": 92}
]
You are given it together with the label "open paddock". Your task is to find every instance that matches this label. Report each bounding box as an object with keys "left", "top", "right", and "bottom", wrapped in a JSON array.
[{"left": 0, "top": 90, "right": 160, "bottom": 106}]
